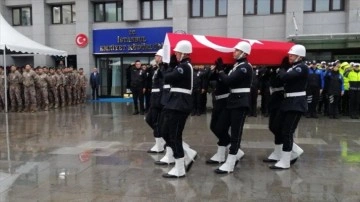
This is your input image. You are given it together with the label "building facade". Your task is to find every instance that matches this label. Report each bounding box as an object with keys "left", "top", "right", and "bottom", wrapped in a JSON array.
[{"left": 0, "top": 0, "right": 359, "bottom": 97}]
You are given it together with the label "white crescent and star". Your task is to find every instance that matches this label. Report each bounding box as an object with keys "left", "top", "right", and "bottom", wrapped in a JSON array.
[{"left": 193, "top": 35, "right": 263, "bottom": 53}]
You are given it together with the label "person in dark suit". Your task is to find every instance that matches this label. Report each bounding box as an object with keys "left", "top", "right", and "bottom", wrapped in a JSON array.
[{"left": 90, "top": 68, "right": 100, "bottom": 100}]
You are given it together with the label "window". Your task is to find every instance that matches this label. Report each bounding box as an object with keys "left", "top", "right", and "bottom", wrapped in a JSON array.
[
  {"left": 304, "top": 0, "right": 344, "bottom": 12},
  {"left": 94, "top": 1, "right": 123, "bottom": 22},
  {"left": 52, "top": 4, "right": 76, "bottom": 24},
  {"left": 244, "top": 0, "right": 284, "bottom": 15},
  {"left": 12, "top": 7, "right": 32, "bottom": 26},
  {"left": 190, "top": 0, "right": 227, "bottom": 17},
  {"left": 141, "top": 0, "right": 172, "bottom": 20}
]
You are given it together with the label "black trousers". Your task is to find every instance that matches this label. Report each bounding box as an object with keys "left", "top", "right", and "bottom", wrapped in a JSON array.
[
  {"left": 341, "top": 91, "right": 349, "bottom": 115},
  {"left": 160, "top": 109, "right": 189, "bottom": 159},
  {"left": 145, "top": 90, "right": 151, "bottom": 112},
  {"left": 200, "top": 92, "right": 207, "bottom": 113},
  {"left": 131, "top": 87, "right": 144, "bottom": 112},
  {"left": 192, "top": 90, "right": 202, "bottom": 114},
  {"left": 268, "top": 108, "right": 283, "bottom": 145},
  {"left": 318, "top": 92, "right": 328, "bottom": 115},
  {"left": 215, "top": 107, "right": 248, "bottom": 155},
  {"left": 146, "top": 107, "right": 162, "bottom": 138},
  {"left": 91, "top": 86, "right": 99, "bottom": 100},
  {"left": 278, "top": 111, "right": 303, "bottom": 152},
  {"left": 328, "top": 95, "right": 340, "bottom": 117},
  {"left": 210, "top": 100, "right": 230, "bottom": 146},
  {"left": 349, "top": 90, "right": 360, "bottom": 117},
  {"left": 307, "top": 87, "right": 320, "bottom": 115},
  {"left": 249, "top": 87, "right": 258, "bottom": 116},
  {"left": 261, "top": 90, "right": 270, "bottom": 115}
]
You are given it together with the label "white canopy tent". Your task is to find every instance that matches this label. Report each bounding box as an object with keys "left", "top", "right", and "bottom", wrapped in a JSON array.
[{"left": 0, "top": 13, "right": 68, "bottom": 112}]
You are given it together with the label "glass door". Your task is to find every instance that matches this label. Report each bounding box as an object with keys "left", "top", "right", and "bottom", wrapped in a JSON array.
[
  {"left": 96, "top": 55, "right": 153, "bottom": 97},
  {"left": 97, "top": 57, "right": 122, "bottom": 97}
]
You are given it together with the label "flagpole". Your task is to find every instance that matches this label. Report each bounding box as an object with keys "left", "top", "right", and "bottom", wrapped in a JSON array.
[{"left": 4, "top": 48, "right": 8, "bottom": 113}]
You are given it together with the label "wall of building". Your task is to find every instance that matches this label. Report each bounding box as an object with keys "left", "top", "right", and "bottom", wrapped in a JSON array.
[{"left": 1, "top": 0, "right": 360, "bottom": 82}]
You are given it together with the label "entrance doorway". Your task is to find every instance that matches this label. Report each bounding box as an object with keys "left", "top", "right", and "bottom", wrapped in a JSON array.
[{"left": 96, "top": 55, "right": 153, "bottom": 97}]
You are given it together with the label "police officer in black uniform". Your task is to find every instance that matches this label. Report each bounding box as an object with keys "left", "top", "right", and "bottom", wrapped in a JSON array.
[
  {"left": 146, "top": 49, "right": 166, "bottom": 153},
  {"left": 200, "top": 65, "right": 211, "bottom": 114},
  {"left": 259, "top": 66, "right": 271, "bottom": 117},
  {"left": 324, "top": 63, "right": 344, "bottom": 119},
  {"left": 306, "top": 60, "right": 323, "bottom": 118},
  {"left": 206, "top": 58, "right": 231, "bottom": 164},
  {"left": 191, "top": 65, "right": 204, "bottom": 116},
  {"left": 161, "top": 40, "right": 196, "bottom": 178},
  {"left": 249, "top": 65, "right": 259, "bottom": 117},
  {"left": 270, "top": 44, "right": 307, "bottom": 170},
  {"left": 214, "top": 41, "right": 252, "bottom": 174},
  {"left": 130, "top": 60, "right": 146, "bottom": 115}
]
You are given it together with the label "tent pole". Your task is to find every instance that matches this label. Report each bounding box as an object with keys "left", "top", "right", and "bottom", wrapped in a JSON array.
[
  {"left": 65, "top": 56, "right": 68, "bottom": 67},
  {"left": 3, "top": 49, "right": 8, "bottom": 113}
]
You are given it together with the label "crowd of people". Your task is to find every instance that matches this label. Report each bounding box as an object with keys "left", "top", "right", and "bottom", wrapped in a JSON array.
[{"left": 0, "top": 64, "right": 87, "bottom": 112}]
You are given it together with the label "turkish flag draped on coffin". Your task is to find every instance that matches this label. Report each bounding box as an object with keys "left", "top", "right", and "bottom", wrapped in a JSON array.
[{"left": 162, "top": 33, "right": 295, "bottom": 66}]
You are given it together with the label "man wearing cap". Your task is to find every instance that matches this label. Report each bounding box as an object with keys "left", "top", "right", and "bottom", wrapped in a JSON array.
[
  {"left": 146, "top": 49, "right": 166, "bottom": 153},
  {"left": 269, "top": 44, "right": 307, "bottom": 170},
  {"left": 306, "top": 60, "right": 323, "bottom": 118},
  {"left": 318, "top": 61, "right": 329, "bottom": 115},
  {"left": 324, "top": 63, "right": 344, "bottom": 119},
  {"left": 340, "top": 62, "right": 351, "bottom": 116},
  {"left": 213, "top": 41, "right": 252, "bottom": 174},
  {"left": 160, "top": 40, "right": 196, "bottom": 178},
  {"left": 346, "top": 63, "right": 360, "bottom": 119}
]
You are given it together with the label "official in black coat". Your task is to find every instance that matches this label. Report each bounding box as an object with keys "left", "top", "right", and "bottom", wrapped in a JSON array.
[
  {"left": 129, "top": 60, "right": 147, "bottom": 115},
  {"left": 89, "top": 68, "right": 100, "bottom": 100}
]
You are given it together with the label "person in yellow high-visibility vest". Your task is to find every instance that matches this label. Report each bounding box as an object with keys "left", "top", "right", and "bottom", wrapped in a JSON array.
[
  {"left": 339, "top": 61, "right": 351, "bottom": 116},
  {"left": 345, "top": 63, "right": 360, "bottom": 119}
]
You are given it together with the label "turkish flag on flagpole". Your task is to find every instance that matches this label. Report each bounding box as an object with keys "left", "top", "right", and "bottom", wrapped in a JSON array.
[{"left": 163, "top": 33, "right": 294, "bottom": 66}]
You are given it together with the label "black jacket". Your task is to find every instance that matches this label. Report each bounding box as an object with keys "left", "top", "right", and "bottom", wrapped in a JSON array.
[
  {"left": 219, "top": 58, "right": 253, "bottom": 109},
  {"left": 130, "top": 67, "right": 146, "bottom": 89},
  {"left": 163, "top": 58, "right": 193, "bottom": 113},
  {"left": 325, "top": 71, "right": 343, "bottom": 96},
  {"left": 278, "top": 61, "right": 308, "bottom": 112}
]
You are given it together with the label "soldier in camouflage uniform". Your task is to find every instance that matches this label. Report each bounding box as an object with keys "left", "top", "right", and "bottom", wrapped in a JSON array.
[
  {"left": 72, "top": 69, "right": 80, "bottom": 104},
  {"left": 48, "top": 68, "right": 59, "bottom": 109},
  {"left": 57, "top": 68, "right": 66, "bottom": 107},
  {"left": 35, "top": 67, "right": 42, "bottom": 108},
  {"left": 8, "top": 65, "right": 23, "bottom": 112},
  {"left": 23, "top": 64, "right": 38, "bottom": 112},
  {"left": 64, "top": 67, "right": 73, "bottom": 105},
  {"left": 78, "top": 68, "right": 88, "bottom": 103},
  {"left": 0, "top": 67, "right": 5, "bottom": 111},
  {"left": 36, "top": 67, "right": 51, "bottom": 111}
]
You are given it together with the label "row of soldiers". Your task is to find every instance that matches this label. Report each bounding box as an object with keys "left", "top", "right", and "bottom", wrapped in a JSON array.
[{"left": 0, "top": 65, "right": 87, "bottom": 112}]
